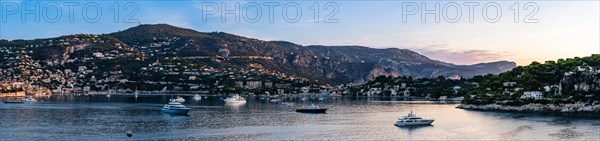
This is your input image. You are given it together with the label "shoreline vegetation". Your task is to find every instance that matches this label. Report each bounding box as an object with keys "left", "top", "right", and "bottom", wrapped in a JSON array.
[
  {"left": 454, "top": 55, "right": 600, "bottom": 114},
  {"left": 324, "top": 55, "right": 597, "bottom": 114},
  {"left": 456, "top": 103, "right": 600, "bottom": 113}
]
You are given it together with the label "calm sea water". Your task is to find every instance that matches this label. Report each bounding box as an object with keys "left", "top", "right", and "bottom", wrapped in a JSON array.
[{"left": 1, "top": 95, "right": 599, "bottom": 140}]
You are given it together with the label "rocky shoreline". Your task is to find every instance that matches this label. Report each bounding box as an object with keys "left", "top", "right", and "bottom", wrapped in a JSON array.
[{"left": 456, "top": 103, "right": 600, "bottom": 113}]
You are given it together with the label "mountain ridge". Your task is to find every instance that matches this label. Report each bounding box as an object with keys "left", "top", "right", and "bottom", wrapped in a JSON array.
[{"left": 3, "top": 23, "right": 517, "bottom": 84}]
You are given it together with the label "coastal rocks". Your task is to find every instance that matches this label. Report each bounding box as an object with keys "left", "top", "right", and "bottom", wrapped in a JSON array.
[{"left": 456, "top": 103, "right": 600, "bottom": 113}]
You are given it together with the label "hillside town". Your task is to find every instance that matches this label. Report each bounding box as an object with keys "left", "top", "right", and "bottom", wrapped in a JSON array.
[
  {"left": 1, "top": 35, "right": 321, "bottom": 97},
  {"left": 0, "top": 34, "right": 477, "bottom": 100},
  {"left": 2, "top": 34, "right": 600, "bottom": 106}
]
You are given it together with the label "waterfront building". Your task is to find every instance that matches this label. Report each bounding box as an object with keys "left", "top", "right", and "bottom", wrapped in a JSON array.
[{"left": 520, "top": 91, "right": 544, "bottom": 100}]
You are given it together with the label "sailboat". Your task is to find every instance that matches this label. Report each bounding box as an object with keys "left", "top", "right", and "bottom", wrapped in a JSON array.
[
  {"left": 106, "top": 87, "right": 112, "bottom": 98},
  {"left": 134, "top": 88, "right": 139, "bottom": 98}
]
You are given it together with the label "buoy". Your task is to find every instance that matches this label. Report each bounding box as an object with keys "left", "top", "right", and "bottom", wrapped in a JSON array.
[{"left": 126, "top": 130, "right": 132, "bottom": 137}]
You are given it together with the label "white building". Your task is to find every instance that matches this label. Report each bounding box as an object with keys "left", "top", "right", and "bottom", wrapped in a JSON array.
[
  {"left": 520, "top": 91, "right": 544, "bottom": 100},
  {"left": 503, "top": 82, "right": 517, "bottom": 87},
  {"left": 367, "top": 87, "right": 382, "bottom": 96},
  {"left": 92, "top": 52, "right": 104, "bottom": 58},
  {"left": 390, "top": 89, "right": 397, "bottom": 96},
  {"left": 447, "top": 75, "right": 462, "bottom": 80}
]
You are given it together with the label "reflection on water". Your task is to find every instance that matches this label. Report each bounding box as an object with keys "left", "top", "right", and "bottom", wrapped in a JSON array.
[
  {"left": 224, "top": 103, "right": 245, "bottom": 112},
  {"left": 548, "top": 127, "right": 585, "bottom": 140},
  {"left": 1, "top": 95, "right": 599, "bottom": 140},
  {"left": 500, "top": 125, "right": 533, "bottom": 139},
  {"left": 396, "top": 125, "right": 434, "bottom": 135}
]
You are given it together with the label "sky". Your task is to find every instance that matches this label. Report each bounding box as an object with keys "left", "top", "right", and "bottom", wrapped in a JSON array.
[{"left": 0, "top": 0, "right": 598, "bottom": 66}]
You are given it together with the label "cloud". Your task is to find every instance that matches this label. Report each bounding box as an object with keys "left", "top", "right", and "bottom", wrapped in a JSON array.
[{"left": 411, "top": 43, "right": 515, "bottom": 65}]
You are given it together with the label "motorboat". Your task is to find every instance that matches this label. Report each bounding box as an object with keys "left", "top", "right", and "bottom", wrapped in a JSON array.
[
  {"left": 295, "top": 104, "right": 327, "bottom": 113},
  {"left": 24, "top": 96, "right": 38, "bottom": 103},
  {"left": 161, "top": 99, "right": 191, "bottom": 115},
  {"left": 193, "top": 94, "right": 202, "bottom": 101},
  {"left": 173, "top": 96, "right": 185, "bottom": 103},
  {"left": 3, "top": 99, "right": 24, "bottom": 104},
  {"left": 394, "top": 111, "right": 434, "bottom": 126},
  {"left": 280, "top": 102, "right": 294, "bottom": 106},
  {"left": 224, "top": 94, "right": 246, "bottom": 104},
  {"left": 270, "top": 98, "right": 282, "bottom": 103}
]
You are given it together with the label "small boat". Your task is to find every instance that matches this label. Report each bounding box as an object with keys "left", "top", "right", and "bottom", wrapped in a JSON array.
[
  {"left": 173, "top": 96, "right": 185, "bottom": 103},
  {"left": 161, "top": 99, "right": 191, "bottom": 115},
  {"left": 193, "top": 94, "right": 202, "bottom": 101},
  {"left": 224, "top": 94, "right": 246, "bottom": 104},
  {"left": 270, "top": 98, "right": 282, "bottom": 103},
  {"left": 394, "top": 111, "right": 434, "bottom": 126},
  {"left": 295, "top": 104, "right": 327, "bottom": 113},
  {"left": 107, "top": 87, "right": 112, "bottom": 98},
  {"left": 280, "top": 102, "right": 294, "bottom": 106},
  {"left": 3, "top": 99, "right": 24, "bottom": 104},
  {"left": 127, "top": 130, "right": 133, "bottom": 137},
  {"left": 24, "top": 96, "right": 38, "bottom": 103}
]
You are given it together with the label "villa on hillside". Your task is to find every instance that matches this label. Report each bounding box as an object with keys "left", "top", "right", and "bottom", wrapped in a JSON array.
[{"left": 520, "top": 91, "right": 544, "bottom": 100}]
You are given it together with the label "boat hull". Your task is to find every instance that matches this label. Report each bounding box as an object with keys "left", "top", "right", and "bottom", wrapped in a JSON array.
[
  {"left": 394, "top": 120, "right": 434, "bottom": 126},
  {"left": 3, "top": 101, "right": 24, "bottom": 104},
  {"left": 161, "top": 109, "right": 190, "bottom": 115},
  {"left": 295, "top": 109, "right": 327, "bottom": 113},
  {"left": 224, "top": 101, "right": 246, "bottom": 104}
]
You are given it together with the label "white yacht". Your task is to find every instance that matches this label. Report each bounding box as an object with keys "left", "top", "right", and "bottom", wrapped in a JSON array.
[
  {"left": 161, "top": 99, "right": 190, "bottom": 115},
  {"left": 173, "top": 96, "right": 185, "bottom": 103},
  {"left": 224, "top": 94, "right": 246, "bottom": 104},
  {"left": 193, "top": 94, "right": 202, "bottom": 101},
  {"left": 394, "top": 111, "right": 434, "bottom": 126}
]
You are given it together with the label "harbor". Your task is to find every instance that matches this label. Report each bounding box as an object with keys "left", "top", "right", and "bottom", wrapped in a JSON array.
[{"left": 2, "top": 95, "right": 599, "bottom": 140}]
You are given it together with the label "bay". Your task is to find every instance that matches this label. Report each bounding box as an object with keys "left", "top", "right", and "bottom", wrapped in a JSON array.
[{"left": 1, "top": 95, "right": 599, "bottom": 140}]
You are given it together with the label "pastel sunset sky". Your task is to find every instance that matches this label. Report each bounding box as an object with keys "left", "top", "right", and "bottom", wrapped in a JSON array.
[{"left": 1, "top": 0, "right": 598, "bottom": 65}]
